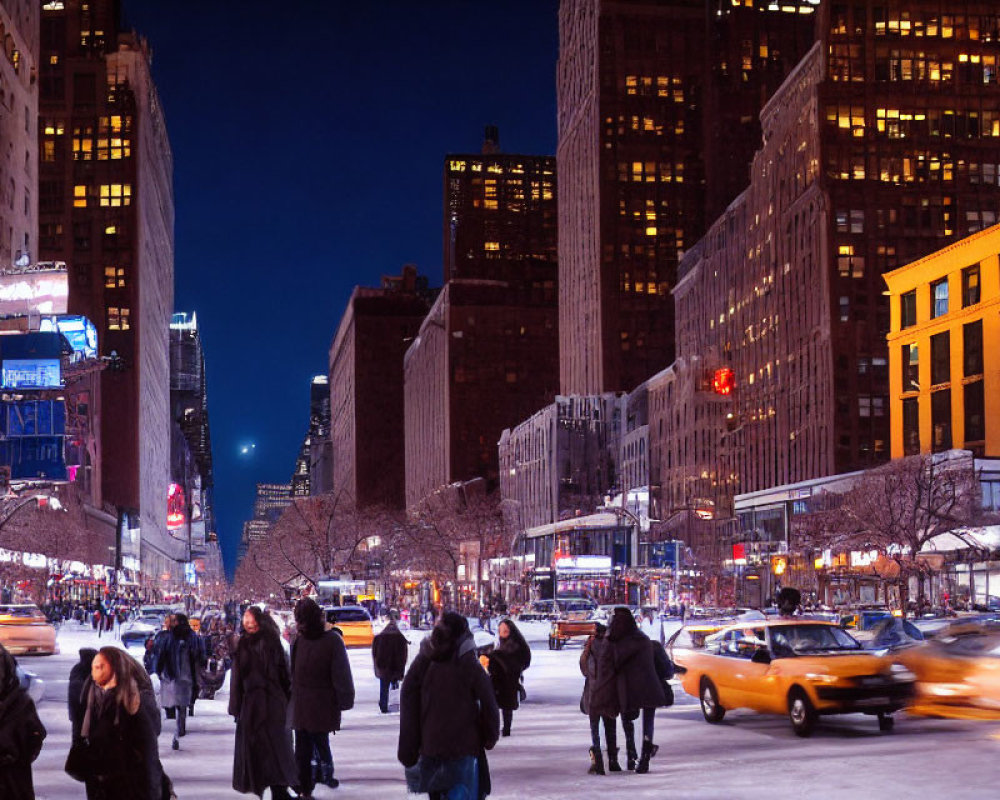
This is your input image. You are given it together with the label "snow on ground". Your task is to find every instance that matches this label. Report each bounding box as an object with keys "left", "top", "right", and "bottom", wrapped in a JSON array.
[{"left": 19, "top": 622, "right": 1000, "bottom": 799}]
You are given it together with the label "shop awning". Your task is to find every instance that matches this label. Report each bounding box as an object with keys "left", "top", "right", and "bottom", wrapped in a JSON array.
[{"left": 921, "top": 526, "right": 1000, "bottom": 554}]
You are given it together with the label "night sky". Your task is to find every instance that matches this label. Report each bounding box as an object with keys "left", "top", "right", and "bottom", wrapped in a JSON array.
[{"left": 121, "top": 2, "right": 559, "bottom": 575}]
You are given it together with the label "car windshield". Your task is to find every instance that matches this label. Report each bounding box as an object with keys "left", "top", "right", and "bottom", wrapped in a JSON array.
[
  {"left": 136, "top": 616, "right": 161, "bottom": 625},
  {"left": 770, "top": 624, "right": 862, "bottom": 655},
  {"left": 0, "top": 605, "right": 42, "bottom": 618},
  {"left": 560, "top": 600, "right": 595, "bottom": 612},
  {"left": 328, "top": 608, "right": 369, "bottom": 623}
]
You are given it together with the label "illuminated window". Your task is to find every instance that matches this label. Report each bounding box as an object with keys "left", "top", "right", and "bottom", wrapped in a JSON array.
[
  {"left": 99, "top": 184, "right": 131, "bottom": 207},
  {"left": 73, "top": 185, "right": 88, "bottom": 208},
  {"left": 484, "top": 242, "right": 499, "bottom": 251},
  {"left": 104, "top": 266, "right": 125, "bottom": 288},
  {"left": 962, "top": 265, "right": 981, "bottom": 306},
  {"left": 42, "top": 141, "right": 55, "bottom": 162},
  {"left": 107, "top": 307, "right": 130, "bottom": 331},
  {"left": 43, "top": 120, "right": 65, "bottom": 136},
  {"left": 72, "top": 126, "right": 93, "bottom": 161},
  {"left": 49, "top": 54, "right": 59, "bottom": 66},
  {"left": 449, "top": 159, "right": 466, "bottom": 172}
]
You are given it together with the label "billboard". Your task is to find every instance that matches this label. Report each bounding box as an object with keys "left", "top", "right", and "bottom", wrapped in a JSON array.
[
  {"left": 1, "top": 400, "right": 66, "bottom": 436},
  {"left": 2, "top": 359, "right": 60, "bottom": 389},
  {"left": 0, "top": 436, "right": 67, "bottom": 481},
  {"left": 39, "top": 316, "right": 98, "bottom": 360},
  {"left": 0, "top": 265, "right": 69, "bottom": 316},
  {"left": 167, "top": 483, "right": 186, "bottom": 530}
]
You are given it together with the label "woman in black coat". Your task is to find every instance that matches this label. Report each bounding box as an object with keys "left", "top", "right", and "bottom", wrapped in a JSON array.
[
  {"left": 398, "top": 612, "right": 500, "bottom": 800},
  {"left": 579, "top": 623, "right": 620, "bottom": 775},
  {"left": 487, "top": 618, "right": 531, "bottom": 736},
  {"left": 0, "top": 643, "right": 46, "bottom": 800},
  {"left": 288, "top": 598, "right": 355, "bottom": 795},
  {"left": 70, "top": 646, "right": 162, "bottom": 800},
  {"left": 607, "top": 607, "right": 667, "bottom": 774},
  {"left": 229, "top": 606, "right": 298, "bottom": 800},
  {"left": 157, "top": 613, "right": 201, "bottom": 750}
]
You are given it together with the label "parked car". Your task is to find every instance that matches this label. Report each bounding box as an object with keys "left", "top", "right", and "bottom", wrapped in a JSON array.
[
  {"left": 121, "top": 615, "right": 163, "bottom": 648},
  {"left": 674, "top": 618, "right": 915, "bottom": 736},
  {"left": 517, "top": 600, "right": 560, "bottom": 622},
  {"left": 0, "top": 604, "right": 58, "bottom": 656},
  {"left": 324, "top": 605, "right": 375, "bottom": 647}
]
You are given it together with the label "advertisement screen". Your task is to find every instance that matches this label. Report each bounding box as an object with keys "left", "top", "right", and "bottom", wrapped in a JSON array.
[
  {"left": 0, "top": 268, "right": 69, "bottom": 316},
  {"left": 167, "top": 483, "right": 186, "bottom": 530},
  {"left": 0, "top": 436, "right": 67, "bottom": 481},
  {"left": 2, "top": 400, "right": 66, "bottom": 436},
  {"left": 39, "top": 316, "right": 98, "bottom": 360},
  {"left": 2, "top": 359, "right": 61, "bottom": 389}
]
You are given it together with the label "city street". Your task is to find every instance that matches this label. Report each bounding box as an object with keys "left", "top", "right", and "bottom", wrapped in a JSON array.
[{"left": 19, "top": 623, "right": 1000, "bottom": 799}]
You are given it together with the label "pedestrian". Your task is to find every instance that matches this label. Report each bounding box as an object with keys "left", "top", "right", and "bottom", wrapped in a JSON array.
[
  {"left": 156, "top": 612, "right": 201, "bottom": 750},
  {"left": 372, "top": 609, "right": 409, "bottom": 713},
  {"left": 288, "top": 598, "right": 355, "bottom": 796},
  {"left": 579, "top": 622, "right": 620, "bottom": 775},
  {"left": 229, "top": 606, "right": 297, "bottom": 800},
  {"left": 607, "top": 607, "right": 668, "bottom": 774},
  {"left": 66, "top": 646, "right": 163, "bottom": 799},
  {"left": 486, "top": 618, "right": 531, "bottom": 737},
  {"left": 0, "top": 643, "right": 46, "bottom": 800},
  {"left": 398, "top": 611, "right": 500, "bottom": 800},
  {"left": 67, "top": 647, "right": 98, "bottom": 742}
]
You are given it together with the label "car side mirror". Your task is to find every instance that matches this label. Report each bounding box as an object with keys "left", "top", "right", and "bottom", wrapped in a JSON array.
[{"left": 750, "top": 648, "right": 771, "bottom": 665}]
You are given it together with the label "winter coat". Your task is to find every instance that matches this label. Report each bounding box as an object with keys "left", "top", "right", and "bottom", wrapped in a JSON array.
[
  {"left": 229, "top": 631, "right": 297, "bottom": 795},
  {"left": 487, "top": 629, "right": 530, "bottom": 711},
  {"left": 288, "top": 629, "right": 355, "bottom": 733},
  {"left": 76, "top": 678, "right": 162, "bottom": 800},
  {"left": 0, "top": 646, "right": 45, "bottom": 800},
  {"left": 398, "top": 631, "right": 500, "bottom": 767},
  {"left": 579, "top": 634, "right": 619, "bottom": 718},
  {"left": 68, "top": 648, "right": 98, "bottom": 742},
  {"left": 157, "top": 629, "right": 202, "bottom": 709},
  {"left": 610, "top": 630, "right": 668, "bottom": 716},
  {"left": 372, "top": 621, "right": 409, "bottom": 681}
]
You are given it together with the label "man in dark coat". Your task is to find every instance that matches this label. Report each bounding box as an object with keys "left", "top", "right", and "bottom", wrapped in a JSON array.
[
  {"left": 0, "top": 643, "right": 46, "bottom": 800},
  {"left": 68, "top": 647, "right": 98, "bottom": 742},
  {"left": 399, "top": 612, "right": 500, "bottom": 800},
  {"left": 580, "top": 623, "right": 620, "bottom": 774},
  {"left": 372, "top": 611, "right": 409, "bottom": 713},
  {"left": 608, "top": 607, "right": 667, "bottom": 774},
  {"left": 288, "top": 598, "right": 355, "bottom": 794}
]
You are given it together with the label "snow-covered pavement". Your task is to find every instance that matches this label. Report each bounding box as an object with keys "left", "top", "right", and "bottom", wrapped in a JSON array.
[{"left": 18, "top": 622, "right": 1000, "bottom": 799}]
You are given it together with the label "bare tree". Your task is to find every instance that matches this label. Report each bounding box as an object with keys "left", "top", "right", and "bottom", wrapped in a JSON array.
[{"left": 792, "top": 452, "right": 994, "bottom": 605}]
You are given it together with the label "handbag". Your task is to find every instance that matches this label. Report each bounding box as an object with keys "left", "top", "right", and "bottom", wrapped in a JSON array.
[
  {"left": 64, "top": 738, "right": 92, "bottom": 783},
  {"left": 387, "top": 681, "right": 401, "bottom": 713},
  {"left": 662, "top": 680, "right": 675, "bottom": 707}
]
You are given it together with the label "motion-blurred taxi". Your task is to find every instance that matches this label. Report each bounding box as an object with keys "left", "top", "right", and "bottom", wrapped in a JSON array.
[
  {"left": 0, "top": 604, "right": 58, "bottom": 656},
  {"left": 324, "top": 605, "right": 374, "bottom": 647},
  {"left": 894, "top": 621, "right": 1000, "bottom": 720},
  {"left": 674, "top": 619, "right": 915, "bottom": 736}
]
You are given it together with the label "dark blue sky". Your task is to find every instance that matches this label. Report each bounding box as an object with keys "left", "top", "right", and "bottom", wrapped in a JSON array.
[{"left": 121, "top": 2, "right": 559, "bottom": 575}]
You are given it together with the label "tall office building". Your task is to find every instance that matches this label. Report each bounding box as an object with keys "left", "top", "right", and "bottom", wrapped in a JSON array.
[
  {"left": 38, "top": 0, "right": 178, "bottom": 581},
  {"left": 556, "top": 0, "right": 816, "bottom": 395},
  {"left": 329, "top": 265, "right": 433, "bottom": 509},
  {"left": 444, "top": 126, "right": 557, "bottom": 296},
  {"left": 0, "top": 1, "right": 38, "bottom": 269},
  {"left": 667, "top": 1, "right": 1000, "bottom": 519}
]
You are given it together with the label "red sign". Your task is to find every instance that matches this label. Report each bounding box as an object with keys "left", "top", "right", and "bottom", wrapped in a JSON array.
[
  {"left": 712, "top": 367, "right": 735, "bottom": 396},
  {"left": 167, "top": 483, "right": 186, "bottom": 530},
  {"left": 732, "top": 543, "right": 746, "bottom": 562}
]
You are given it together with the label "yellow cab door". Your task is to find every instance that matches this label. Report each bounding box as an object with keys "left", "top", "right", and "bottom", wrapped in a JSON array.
[
  {"left": 711, "top": 630, "right": 752, "bottom": 709},
  {"left": 726, "top": 627, "right": 775, "bottom": 711}
]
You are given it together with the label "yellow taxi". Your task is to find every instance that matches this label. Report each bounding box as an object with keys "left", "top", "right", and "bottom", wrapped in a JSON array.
[
  {"left": 894, "top": 622, "right": 1000, "bottom": 720},
  {"left": 324, "top": 605, "right": 374, "bottom": 647},
  {"left": 0, "top": 604, "right": 59, "bottom": 656},
  {"left": 674, "top": 618, "right": 915, "bottom": 736}
]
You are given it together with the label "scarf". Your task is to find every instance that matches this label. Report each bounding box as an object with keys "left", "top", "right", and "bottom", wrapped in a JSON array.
[{"left": 80, "top": 682, "right": 117, "bottom": 739}]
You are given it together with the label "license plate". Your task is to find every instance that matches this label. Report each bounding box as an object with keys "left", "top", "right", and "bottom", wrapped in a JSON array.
[{"left": 856, "top": 696, "right": 889, "bottom": 707}]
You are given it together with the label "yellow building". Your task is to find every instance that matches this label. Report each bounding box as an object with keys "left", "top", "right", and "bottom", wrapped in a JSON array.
[{"left": 885, "top": 224, "right": 1000, "bottom": 460}]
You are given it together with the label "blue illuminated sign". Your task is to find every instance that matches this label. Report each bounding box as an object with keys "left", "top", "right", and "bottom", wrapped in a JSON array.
[{"left": 2, "top": 359, "right": 61, "bottom": 389}]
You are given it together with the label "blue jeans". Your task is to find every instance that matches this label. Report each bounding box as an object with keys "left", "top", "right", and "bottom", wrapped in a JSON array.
[
  {"left": 418, "top": 755, "right": 478, "bottom": 800},
  {"left": 379, "top": 678, "right": 397, "bottom": 712}
]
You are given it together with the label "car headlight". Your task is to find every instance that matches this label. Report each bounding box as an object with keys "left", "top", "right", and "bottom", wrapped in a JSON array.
[
  {"left": 889, "top": 663, "right": 916, "bottom": 682},
  {"left": 805, "top": 673, "right": 840, "bottom": 684}
]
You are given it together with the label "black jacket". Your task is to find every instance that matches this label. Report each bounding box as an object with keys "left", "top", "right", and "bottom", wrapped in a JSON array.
[
  {"left": 229, "top": 632, "right": 297, "bottom": 795},
  {"left": 579, "top": 634, "right": 619, "bottom": 718},
  {"left": 398, "top": 631, "right": 500, "bottom": 767},
  {"left": 0, "top": 647, "right": 45, "bottom": 800},
  {"left": 488, "top": 626, "right": 530, "bottom": 711},
  {"left": 68, "top": 648, "right": 98, "bottom": 742},
  {"left": 372, "top": 622, "right": 409, "bottom": 681},
  {"left": 288, "top": 629, "right": 355, "bottom": 733},
  {"left": 610, "top": 630, "right": 668, "bottom": 715}
]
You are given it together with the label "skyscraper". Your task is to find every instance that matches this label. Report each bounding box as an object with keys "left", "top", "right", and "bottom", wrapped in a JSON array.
[
  {"left": 556, "top": 0, "right": 817, "bottom": 395},
  {"left": 38, "top": 0, "right": 178, "bottom": 583}
]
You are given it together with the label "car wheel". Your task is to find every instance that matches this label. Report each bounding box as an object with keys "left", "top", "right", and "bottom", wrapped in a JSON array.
[
  {"left": 700, "top": 677, "right": 725, "bottom": 723},
  {"left": 788, "top": 688, "right": 816, "bottom": 737},
  {"left": 877, "top": 712, "right": 894, "bottom": 732}
]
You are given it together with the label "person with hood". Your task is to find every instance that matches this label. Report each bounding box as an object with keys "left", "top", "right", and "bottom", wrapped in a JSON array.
[
  {"left": 67, "top": 646, "right": 162, "bottom": 800},
  {"left": 372, "top": 609, "right": 409, "bottom": 713},
  {"left": 288, "top": 597, "right": 355, "bottom": 795},
  {"left": 579, "top": 622, "right": 620, "bottom": 775},
  {"left": 68, "top": 647, "right": 98, "bottom": 743},
  {"left": 229, "top": 606, "right": 297, "bottom": 800},
  {"left": 398, "top": 611, "right": 500, "bottom": 800},
  {"left": 607, "top": 607, "right": 667, "bottom": 774},
  {"left": 485, "top": 618, "right": 531, "bottom": 737},
  {"left": 0, "top": 643, "right": 46, "bottom": 800},
  {"left": 156, "top": 612, "right": 203, "bottom": 750}
]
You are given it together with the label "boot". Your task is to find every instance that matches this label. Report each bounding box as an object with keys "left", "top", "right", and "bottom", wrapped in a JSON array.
[
  {"left": 319, "top": 762, "right": 339, "bottom": 789},
  {"left": 626, "top": 743, "right": 638, "bottom": 771},
  {"left": 588, "top": 746, "right": 605, "bottom": 775},
  {"left": 635, "top": 738, "right": 655, "bottom": 774},
  {"left": 606, "top": 747, "right": 622, "bottom": 772}
]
